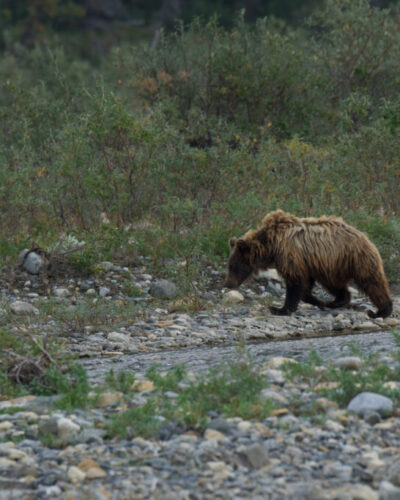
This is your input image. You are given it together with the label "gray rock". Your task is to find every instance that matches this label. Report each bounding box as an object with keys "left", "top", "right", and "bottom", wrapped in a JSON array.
[
  {"left": 149, "top": 280, "right": 177, "bottom": 299},
  {"left": 10, "top": 301, "right": 39, "bottom": 315},
  {"left": 379, "top": 481, "right": 400, "bottom": 500},
  {"left": 19, "top": 250, "right": 46, "bottom": 275},
  {"left": 262, "top": 369, "right": 285, "bottom": 385},
  {"left": 107, "top": 331, "right": 129, "bottom": 344},
  {"left": 240, "top": 443, "right": 269, "bottom": 469},
  {"left": 323, "top": 461, "right": 352, "bottom": 479},
  {"left": 364, "top": 411, "right": 382, "bottom": 425},
  {"left": 38, "top": 418, "right": 59, "bottom": 436},
  {"left": 77, "top": 428, "right": 106, "bottom": 445},
  {"left": 333, "top": 356, "right": 362, "bottom": 370},
  {"left": 99, "top": 261, "right": 114, "bottom": 272},
  {"left": 259, "top": 389, "right": 289, "bottom": 406},
  {"left": 99, "top": 287, "right": 111, "bottom": 297},
  {"left": 207, "top": 418, "right": 232, "bottom": 433},
  {"left": 24, "top": 395, "right": 61, "bottom": 413},
  {"left": 388, "top": 460, "right": 400, "bottom": 487},
  {"left": 347, "top": 392, "right": 393, "bottom": 417}
]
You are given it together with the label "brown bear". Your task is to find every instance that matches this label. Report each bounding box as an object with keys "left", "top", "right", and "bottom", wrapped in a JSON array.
[{"left": 225, "top": 210, "right": 392, "bottom": 318}]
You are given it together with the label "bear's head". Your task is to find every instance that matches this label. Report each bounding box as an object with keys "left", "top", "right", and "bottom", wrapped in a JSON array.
[{"left": 225, "top": 237, "right": 258, "bottom": 289}]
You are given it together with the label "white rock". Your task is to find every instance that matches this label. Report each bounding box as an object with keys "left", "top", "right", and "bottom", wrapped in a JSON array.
[
  {"left": 0, "top": 422, "right": 13, "bottom": 431},
  {"left": 357, "top": 321, "right": 380, "bottom": 331},
  {"left": 223, "top": 290, "right": 244, "bottom": 303},
  {"left": 324, "top": 419, "right": 344, "bottom": 432},
  {"left": 331, "top": 485, "right": 378, "bottom": 500},
  {"left": 0, "top": 457, "right": 15, "bottom": 467},
  {"left": 67, "top": 465, "right": 86, "bottom": 483},
  {"left": 333, "top": 357, "right": 362, "bottom": 370},
  {"left": 53, "top": 287, "right": 70, "bottom": 298},
  {"left": 99, "top": 287, "right": 110, "bottom": 297},
  {"left": 19, "top": 250, "right": 46, "bottom": 274},
  {"left": 10, "top": 301, "right": 39, "bottom": 315},
  {"left": 8, "top": 449, "right": 27, "bottom": 460},
  {"left": 107, "top": 331, "right": 129, "bottom": 344},
  {"left": 99, "top": 261, "right": 114, "bottom": 271},
  {"left": 57, "top": 417, "right": 80, "bottom": 439}
]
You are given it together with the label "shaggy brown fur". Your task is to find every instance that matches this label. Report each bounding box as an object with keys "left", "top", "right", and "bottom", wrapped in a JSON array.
[{"left": 225, "top": 210, "right": 392, "bottom": 318}]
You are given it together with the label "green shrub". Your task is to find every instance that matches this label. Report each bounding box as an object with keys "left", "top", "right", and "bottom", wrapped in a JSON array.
[{"left": 0, "top": 1, "right": 400, "bottom": 279}]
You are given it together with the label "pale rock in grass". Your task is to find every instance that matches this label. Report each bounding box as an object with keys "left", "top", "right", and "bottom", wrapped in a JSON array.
[
  {"left": 259, "top": 389, "right": 289, "bottom": 406},
  {"left": 333, "top": 356, "right": 363, "bottom": 370},
  {"left": 203, "top": 429, "right": 226, "bottom": 441},
  {"left": 98, "top": 261, "right": 114, "bottom": 272},
  {"left": 222, "top": 290, "right": 244, "bottom": 304},
  {"left": 99, "top": 287, "right": 110, "bottom": 297},
  {"left": 92, "top": 391, "right": 123, "bottom": 408},
  {"left": 264, "top": 357, "right": 297, "bottom": 369},
  {"left": 57, "top": 417, "right": 81, "bottom": 440},
  {"left": 347, "top": 392, "right": 393, "bottom": 417},
  {"left": 10, "top": 301, "right": 39, "bottom": 315},
  {"left": 149, "top": 280, "right": 177, "bottom": 299},
  {"left": 19, "top": 250, "right": 46, "bottom": 275},
  {"left": 107, "top": 331, "right": 129, "bottom": 344},
  {"left": 53, "top": 287, "right": 70, "bottom": 299},
  {"left": 0, "top": 422, "right": 13, "bottom": 431}
]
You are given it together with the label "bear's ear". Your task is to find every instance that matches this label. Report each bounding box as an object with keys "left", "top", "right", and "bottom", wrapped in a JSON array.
[
  {"left": 229, "top": 237, "right": 238, "bottom": 249},
  {"left": 236, "top": 239, "right": 250, "bottom": 253}
]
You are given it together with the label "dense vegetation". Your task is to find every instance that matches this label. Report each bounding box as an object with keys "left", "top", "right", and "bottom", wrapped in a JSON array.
[{"left": 1, "top": 0, "right": 400, "bottom": 279}]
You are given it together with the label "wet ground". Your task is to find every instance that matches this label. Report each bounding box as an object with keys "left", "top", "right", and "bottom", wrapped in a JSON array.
[{"left": 81, "top": 329, "right": 398, "bottom": 381}]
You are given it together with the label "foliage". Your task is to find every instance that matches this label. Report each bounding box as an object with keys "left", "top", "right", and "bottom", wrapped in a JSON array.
[
  {"left": 108, "top": 358, "right": 273, "bottom": 438},
  {"left": 282, "top": 343, "right": 400, "bottom": 409},
  {"left": 0, "top": 1, "right": 400, "bottom": 280}
]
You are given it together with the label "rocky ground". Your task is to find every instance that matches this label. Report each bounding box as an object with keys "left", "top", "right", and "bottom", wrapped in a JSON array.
[{"left": 1, "top": 260, "right": 400, "bottom": 499}]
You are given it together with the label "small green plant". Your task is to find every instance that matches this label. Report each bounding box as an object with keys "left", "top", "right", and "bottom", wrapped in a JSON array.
[
  {"left": 107, "top": 358, "right": 273, "bottom": 439},
  {"left": 282, "top": 350, "right": 323, "bottom": 386},
  {"left": 146, "top": 364, "right": 187, "bottom": 393},
  {"left": 31, "top": 364, "right": 91, "bottom": 411},
  {"left": 322, "top": 361, "right": 400, "bottom": 407},
  {"left": 105, "top": 369, "right": 136, "bottom": 394},
  {"left": 107, "top": 399, "right": 164, "bottom": 439}
]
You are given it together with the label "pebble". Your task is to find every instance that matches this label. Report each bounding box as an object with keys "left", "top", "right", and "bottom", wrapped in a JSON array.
[{"left": 222, "top": 290, "right": 244, "bottom": 303}]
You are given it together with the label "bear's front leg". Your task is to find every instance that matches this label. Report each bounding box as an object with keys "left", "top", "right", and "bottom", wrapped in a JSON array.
[{"left": 269, "top": 282, "right": 304, "bottom": 316}]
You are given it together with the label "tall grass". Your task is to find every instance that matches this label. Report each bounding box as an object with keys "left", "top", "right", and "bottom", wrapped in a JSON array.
[{"left": 1, "top": 1, "right": 400, "bottom": 278}]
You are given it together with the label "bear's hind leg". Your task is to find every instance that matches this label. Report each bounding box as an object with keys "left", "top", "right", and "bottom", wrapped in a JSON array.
[
  {"left": 357, "top": 280, "right": 393, "bottom": 318},
  {"left": 270, "top": 281, "right": 304, "bottom": 315},
  {"left": 302, "top": 279, "right": 325, "bottom": 309},
  {"left": 325, "top": 287, "right": 351, "bottom": 309}
]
